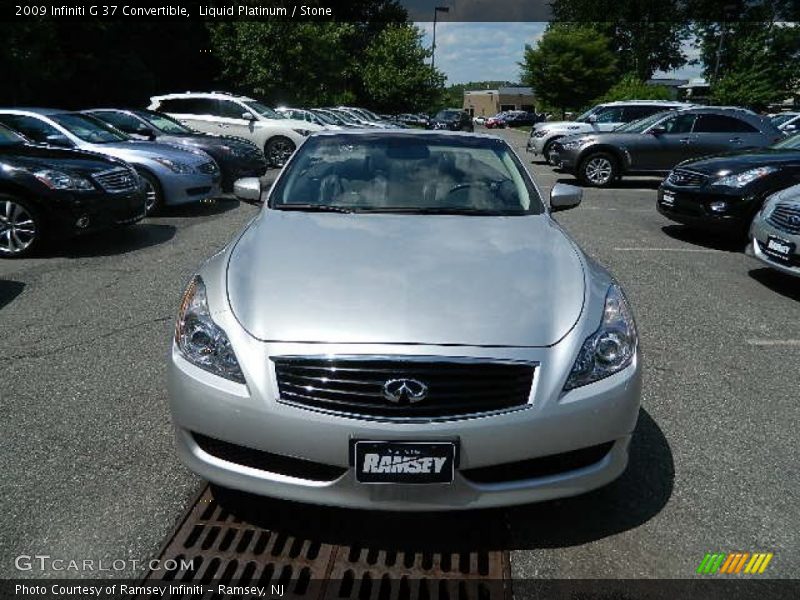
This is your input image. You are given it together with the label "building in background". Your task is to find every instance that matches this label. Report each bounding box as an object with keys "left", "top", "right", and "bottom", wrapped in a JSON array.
[
  {"left": 463, "top": 86, "right": 535, "bottom": 117},
  {"left": 646, "top": 78, "right": 689, "bottom": 100}
]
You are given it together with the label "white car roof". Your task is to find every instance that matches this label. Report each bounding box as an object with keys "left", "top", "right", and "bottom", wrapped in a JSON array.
[{"left": 151, "top": 92, "right": 256, "bottom": 102}]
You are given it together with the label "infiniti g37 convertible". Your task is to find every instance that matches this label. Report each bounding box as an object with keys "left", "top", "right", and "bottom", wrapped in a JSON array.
[{"left": 167, "top": 131, "right": 642, "bottom": 510}]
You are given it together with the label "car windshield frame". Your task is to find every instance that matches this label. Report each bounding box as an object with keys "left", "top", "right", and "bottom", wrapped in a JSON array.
[
  {"left": 311, "top": 110, "right": 338, "bottom": 126},
  {"left": 268, "top": 133, "right": 545, "bottom": 216},
  {"left": 243, "top": 101, "right": 284, "bottom": 120},
  {"left": 0, "top": 123, "right": 30, "bottom": 146},
  {"left": 51, "top": 113, "right": 130, "bottom": 144},
  {"left": 135, "top": 110, "right": 193, "bottom": 134}
]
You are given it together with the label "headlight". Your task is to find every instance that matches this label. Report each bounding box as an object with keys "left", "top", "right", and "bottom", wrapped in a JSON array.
[
  {"left": 154, "top": 157, "right": 195, "bottom": 174},
  {"left": 711, "top": 166, "right": 777, "bottom": 188},
  {"left": 292, "top": 128, "right": 311, "bottom": 137},
  {"left": 533, "top": 129, "right": 548, "bottom": 138},
  {"left": 564, "top": 284, "right": 638, "bottom": 391},
  {"left": 175, "top": 276, "right": 245, "bottom": 383},
  {"left": 29, "top": 168, "right": 94, "bottom": 191},
  {"left": 560, "top": 140, "right": 583, "bottom": 151}
]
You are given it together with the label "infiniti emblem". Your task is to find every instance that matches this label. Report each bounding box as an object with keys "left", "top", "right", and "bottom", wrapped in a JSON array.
[
  {"left": 382, "top": 378, "right": 428, "bottom": 404},
  {"left": 789, "top": 214, "right": 800, "bottom": 226}
]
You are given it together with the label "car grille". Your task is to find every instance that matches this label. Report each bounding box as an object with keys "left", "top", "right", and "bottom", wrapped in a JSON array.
[
  {"left": 272, "top": 356, "right": 536, "bottom": 421},
  {"left": 198, "top": 161, "right": 219, "bottom": 175},
  {"left": 92, "top": 167, "right": 138, "bottom": 193},
  {"left": 767, "top": 202, "right": 800, "bottom": 234},
  {"left": 667, "top": 168, "right": 708, "bottom": 187}
]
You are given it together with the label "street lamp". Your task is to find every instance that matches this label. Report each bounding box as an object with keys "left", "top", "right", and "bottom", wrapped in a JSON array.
[{"left": 431, "top": 6, "right": 450, "bottom": 74}]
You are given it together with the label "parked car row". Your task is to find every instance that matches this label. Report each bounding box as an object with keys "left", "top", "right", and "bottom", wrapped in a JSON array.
[
  {"left": 527, "top": 101, "right": 800, "bottom": 279},
  {"left": 483, "top": 110, "right": 545, "bottom": 129}
]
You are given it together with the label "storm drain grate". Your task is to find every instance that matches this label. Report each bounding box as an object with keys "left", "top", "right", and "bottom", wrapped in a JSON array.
[{"left": 141, "top": 486, "right": 510, "bottom": 600}]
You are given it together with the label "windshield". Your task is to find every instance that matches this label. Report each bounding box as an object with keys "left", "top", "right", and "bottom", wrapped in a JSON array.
[
  {"left": 0, "top": 124, "right": 28, "bottom": 146},
  {"left": 329, "top": 109, "right": 360, "bottom": 124},
  {"left": 771, "top": 133, "right": 800, "bottom": 150},
  {"left": 771, "top": 113, "right": 798, "bottom": 127},
  {"left": 435, "top": 110, "right": 461, "bottom": 121},
  {"left": 359, "top": 108, "right": 381, "bottom": 121},
  {"left": 136, "top": 110, "right": 192, "bottom": 134},
  {"left": 243, "top": 101, "right": 283, "bottom": 120},
  {"left": 270, "top": 134, "right": 543, "bottom": 215},
  {"left": 51, "top": 113, "right": 129, "bottom": 143},
  {"left": 614, "top": 111, "right": 672, "bottom": 133},
  {"left": 311, "top": 110, "right": 337, "bottom": 125}
]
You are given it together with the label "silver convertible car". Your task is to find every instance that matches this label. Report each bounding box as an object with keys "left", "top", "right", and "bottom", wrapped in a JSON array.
[{"left": 168, "top": 131, "right": 642, "bottom": 510}]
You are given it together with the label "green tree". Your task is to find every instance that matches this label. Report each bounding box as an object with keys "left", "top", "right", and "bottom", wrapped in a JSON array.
[
  {"left": 597, "top": 74, "right": 672, "bottom": 103},
  {"left": 551, "top": 0, "right": 689, "bottom": 80},
  {"left": 520, "top": 25, "right": 618, "bottom": 117}
]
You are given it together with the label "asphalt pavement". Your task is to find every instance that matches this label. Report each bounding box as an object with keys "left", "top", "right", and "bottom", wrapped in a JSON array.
[{"left": 0, "top": 129, "right": 797, "bottom": 582}]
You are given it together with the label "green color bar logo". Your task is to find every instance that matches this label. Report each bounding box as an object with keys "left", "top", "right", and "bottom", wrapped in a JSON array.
[{"left": 697, "top": 552, "right": 773, "bottom": 575}]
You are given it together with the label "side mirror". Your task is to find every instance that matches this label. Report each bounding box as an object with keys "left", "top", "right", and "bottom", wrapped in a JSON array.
[
  {"left": 137, "top": 126, "right": 157, "bottom": 140},
  {"left": 233, "top": 177, "right": 262, "bottom": 203},
  {"left": 241, "top": 112, "right": 256, "bottom": 121},
  {"left": 650, "top": 125, "right": 667, "bottom": 135},
  {"left": 784, "top": 124, "right": 796, "bottom": 132},
  {"left": 586, "top": 114, "right": 598, "bottom": 124},
  {"left": 550, "top": 183, "right": 583, "bottom": 212},
  {"left": 45, "top": 134, "right": 73, "bottom": 148}
]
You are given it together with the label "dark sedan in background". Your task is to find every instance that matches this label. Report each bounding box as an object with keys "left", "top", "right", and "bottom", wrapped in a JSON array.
[
  {"left": 85, "top": 109, "right": 267, "bottom": 191},
  {"left": 658, "top": 134, "right": 800, "bottom": 236},
  {"left": 551, "top": 107, "right": 783, "bottom": 187},
  {"left": 0, "top": 124, "right": 145, "bottom": 257},
  {"left": 427, "top": 109, "right": 474, "bottom": 132}
]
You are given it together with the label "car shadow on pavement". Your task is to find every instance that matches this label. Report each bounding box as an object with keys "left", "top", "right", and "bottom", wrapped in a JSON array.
[
  {"left": 0, "top": 280, "right": 25, "bottom": 310},
  {"left": 661, "top": 224, "right": 745, "bottom": 253},
  {"left": 210, "top": 408, "right": 671, "bottom": 553},
  {"left": 55, "top": 223, "right": 177, "bottom": 258},
  {"left": 748, "top": 268, "right": 800, "bottom": 302},
  {"left": 156, "top": 197, "right": 242, "bottom": 218}
]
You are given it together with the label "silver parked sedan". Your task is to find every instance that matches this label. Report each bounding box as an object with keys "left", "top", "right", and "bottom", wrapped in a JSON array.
[
  {"left": 168, "top": 131, "right": 642, "bottom": 510},
  {"left": 747, "top": 183, "right": 800, "bottom": 277}
]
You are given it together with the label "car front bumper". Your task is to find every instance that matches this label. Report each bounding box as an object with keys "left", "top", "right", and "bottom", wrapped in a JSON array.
[
  {"left": 168, "top": 340, "right": 642, "bottom": 511},
  {"left": 45, "top": 188, "right": 147, "bottom": 238},
  {"left": 747, "top": 217, "right": 800, "bottom": 277},
  {"left": 656, "top": 185, "right": 757, "bottom": 233},
  {"left": 159, "top": 170, "right": 223, "bottom": 206}
]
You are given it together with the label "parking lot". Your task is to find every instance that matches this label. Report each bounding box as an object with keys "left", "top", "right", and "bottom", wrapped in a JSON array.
[{"left": 1, "top": 127, "right": 797, "bottom": 582}]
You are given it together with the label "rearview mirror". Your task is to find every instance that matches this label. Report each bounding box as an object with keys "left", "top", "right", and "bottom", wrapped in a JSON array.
[
  {"left": 650, "top": 125, "right": 667, "bottom": 135},
  {"left": 784, "top": 124, "right": 797, "bottom": 132},
  {"left": 550, "top": 183, "right": 582, "bottom": 212},
  {"left": 233, "top": 177, "right": 262, "bottom": 203}
]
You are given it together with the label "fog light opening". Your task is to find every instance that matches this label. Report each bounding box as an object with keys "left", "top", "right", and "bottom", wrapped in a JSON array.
[
  {"left": 709, "top": 200, "right": 728, "bottom": 213},
  {"left": 76, "top": 216, "right": 90, "bottom": 229}
]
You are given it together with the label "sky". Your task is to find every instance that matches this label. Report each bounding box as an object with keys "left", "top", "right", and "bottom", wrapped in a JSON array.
[{"left": 417, "top": 22, "right": 704, "bottom": 85}]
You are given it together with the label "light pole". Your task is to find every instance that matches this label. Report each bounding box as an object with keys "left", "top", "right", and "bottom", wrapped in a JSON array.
[{"left": 431, "top": 6, "right": 450, "bottom": 74}]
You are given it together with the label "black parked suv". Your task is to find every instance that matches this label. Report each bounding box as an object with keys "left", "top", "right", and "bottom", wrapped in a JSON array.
[
  {"left": 427, "top": 109, "right": 474, "bottom": 132},
  {"left": 85, "top": 109, "right": 267, "bottom": 191},
  {"left": 550, "top": 107, "right": 784, "bottom": 187},
  {"left": 0, "top": 124, "right": 145, "bottom": 257},
  {"left": 658, "top": 132, "right": 800, "bottom": 235}
]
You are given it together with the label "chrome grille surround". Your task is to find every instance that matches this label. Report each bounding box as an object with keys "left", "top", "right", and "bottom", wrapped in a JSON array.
[
  {"left": 92, "top": 167, "right": 139, "bottom": 193},
  {"left": 667, "top": 168, "right": 708, "bottom": 187},
  {"left": 271, "top": 355, "right": 538, "bottom": 422},
  {"left": 767, "top": 202, "right": 800, "bottom": 235}
]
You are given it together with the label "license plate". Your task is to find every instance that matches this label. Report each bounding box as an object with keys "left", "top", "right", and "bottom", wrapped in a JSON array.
[
  {"left": 765, "top": 235, "right": 795, "bottom": 262},
  {"left": 353, "top": 441, "right": 457, "bottom": 484},
  {"left": 662, "top": 191, "right": 676, "bottom": 206}
]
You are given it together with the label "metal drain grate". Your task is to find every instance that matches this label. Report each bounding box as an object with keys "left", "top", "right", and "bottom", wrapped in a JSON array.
[{"left": 141, "top": 486, "right": 510, "bottom": 600}]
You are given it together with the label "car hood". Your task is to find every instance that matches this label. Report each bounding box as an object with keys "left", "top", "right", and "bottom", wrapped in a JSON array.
[
  {"left": 158, "top": 133, "right": 255, "bottom": 152},
  {"left": 226, "top": 212, "right": 586, "bottom": 347},
  {"left": 0, "top": 144, "right": 124, "bottom": 173},
  {"left": 676, "top": 148, "right": 800, "bottom": 175},
  {"left": 91, "top": 140, "right": 211, "bottom": 164},
  {"left": 536, "top": 121, "right": 589, "bottom": 133}
]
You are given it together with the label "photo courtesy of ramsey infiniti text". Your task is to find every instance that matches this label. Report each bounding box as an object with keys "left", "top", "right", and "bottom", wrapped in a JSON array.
[{"left": 168, "top": 131, "right": 642, "bottom": 510}]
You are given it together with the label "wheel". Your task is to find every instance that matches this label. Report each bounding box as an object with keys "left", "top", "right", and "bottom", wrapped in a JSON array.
[
  {"left": 265, "top": 136, "right": 296, "bottom": 168},
  {"left": 136, "top": 169, "right": 164, "bottom": 215},
  {"left": 578, "top": 152, "right": 618, "bottom": 187},
  {"left": 542, "top": 139, "right": 561, "bottom": 165},
  {"left": 0, "top": 194, "right": 42, "bottom": 258}
]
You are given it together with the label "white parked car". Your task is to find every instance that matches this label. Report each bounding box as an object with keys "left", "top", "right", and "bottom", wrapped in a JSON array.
[
  {"left": 275, "top": 107, "right": 344, "bottom": 130},
  {"left": 527, "top": 100, "right": 692, "bottom": 165},
  {"left": 148, "top": 92, "right": 323, "bottom": 167}
]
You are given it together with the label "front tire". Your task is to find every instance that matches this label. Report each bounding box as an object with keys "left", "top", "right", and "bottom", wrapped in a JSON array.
[
  {"left": 265, "top": 136, "right": 296, "bottom": 168},
  {"left": 578, "top": 152, "right": 618, "bottom": 187},
  {"left": 136, "top": 169, "right": 164, "bottom": 215},
  {"left": 0, "top": 194, "right": 42, "bottom": 258},
  {"left": 542, "top": 138, "right": 560, "bottom": 165}
]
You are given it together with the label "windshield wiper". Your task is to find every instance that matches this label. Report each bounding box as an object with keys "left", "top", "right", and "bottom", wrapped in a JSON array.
[
  {"left": 273, "top": 203, "right": 355, "bottom": 214},
  {"left": 353, "top": 207, "right": 521, "bottom": 216}
]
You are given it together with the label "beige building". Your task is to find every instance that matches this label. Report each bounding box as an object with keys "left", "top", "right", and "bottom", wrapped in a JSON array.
[{"left": 463, "top": 87, "right": 535, "bottom": 117}]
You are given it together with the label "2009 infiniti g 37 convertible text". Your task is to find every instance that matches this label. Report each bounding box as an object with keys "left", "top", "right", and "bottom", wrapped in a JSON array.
[{"left": 167, "top": 131, "right": 642, "bottom": 510}]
